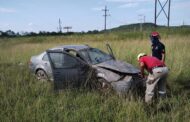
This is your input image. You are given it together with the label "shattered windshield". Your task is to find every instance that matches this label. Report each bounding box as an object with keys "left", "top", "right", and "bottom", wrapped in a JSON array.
[{"left": 80, "top": 48, "right": 113, "bottom": 64}]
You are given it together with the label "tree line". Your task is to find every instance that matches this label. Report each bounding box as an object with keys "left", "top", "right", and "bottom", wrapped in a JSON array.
[{"left": 0, "top": 30, "right": 100, "bottom": 37}]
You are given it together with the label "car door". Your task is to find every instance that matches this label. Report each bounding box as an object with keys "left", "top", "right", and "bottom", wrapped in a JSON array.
[
  {"left": 46, "top": 50, "right": 84, "bottom": 90},
  {"left": 41, "top": 53, "right": 52, "bottom": 78}
]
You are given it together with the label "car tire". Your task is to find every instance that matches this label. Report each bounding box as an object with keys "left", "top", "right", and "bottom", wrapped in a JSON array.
[{"left": 36, "top": 69, "right": 48, "bottom": 81}]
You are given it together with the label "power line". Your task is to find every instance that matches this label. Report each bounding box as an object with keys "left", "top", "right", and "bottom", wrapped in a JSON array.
[{"left": 102, "top": 6, "right": 110, "bottom": 31}]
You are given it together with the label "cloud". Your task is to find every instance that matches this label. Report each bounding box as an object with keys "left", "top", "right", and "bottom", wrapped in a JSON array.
[
  {"left": 106, "top": 0, "right": 151, "bottom": 3},
  {"left": 106, "top": 0, "right": 152, "bottom": 8},
  {"left": 137, "top": 8, "right": 152, "bottom": 13},
  {"left": 172, "top": 1, "right": 190, "bottom": 9},
  {"left": 27, "top": 22, "right": 35, "bottom": 32},
  {"left": 0, "top": 23, "right": 10, "bottom": 28},
  {"left": 92, "top": 7, "right": 104, "bottom": 11},
  {"left": 0, "top": 7, "right": 16, "bottom": 13},
  {"left": 119, "top": 3, "right": 138, "bottom": 8},
  {"left": 28, "top": 23, "right": 33, "bottom": 26},
  {"left": 106, "top": 0, "right": 132, "bottom": 2}
]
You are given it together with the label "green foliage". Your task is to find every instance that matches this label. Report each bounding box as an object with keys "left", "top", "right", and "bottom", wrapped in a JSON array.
[{"left": 0, "top": 30, "right": 190, "bottom": 121}]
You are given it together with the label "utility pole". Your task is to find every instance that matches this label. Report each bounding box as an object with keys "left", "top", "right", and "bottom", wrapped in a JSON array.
[
  {"left": 102, "top": 6, "right": 110, "bottom": 31},
  {"left": 139, "top": 14, "right": 145, "bottom": 32},
  {"left": 154, "top": 0, "right": 171, "bottom": 28},
  {"left": 58, "top": 18, "right": 62, "bottom": 33},
  {"left": 64, "top": 26, "right": 72, "bottom": 33},
  {"left": 168, "top": 0, "right": 171, "bottom": 27},
  {"left": 154, "top": 0, "right": 157, "bottom": 27}
]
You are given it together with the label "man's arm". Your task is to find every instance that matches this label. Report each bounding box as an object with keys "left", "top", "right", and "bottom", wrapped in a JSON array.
[
  {"left": 161, "top": 53, "right": 165, "bottom": 62},
  {"left": 161, "top": 44, "right": 166, "bottom": 62},
  {"left": 140, "top": 62, "right": 145, "bottom": 78},
  {"left": 151, "top": 45, "right": 153, "bottom": 56}
]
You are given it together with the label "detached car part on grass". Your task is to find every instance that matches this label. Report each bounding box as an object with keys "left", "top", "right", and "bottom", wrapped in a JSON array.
[{"left": 29, "top": 44, "right": 144, "bottom": 95}]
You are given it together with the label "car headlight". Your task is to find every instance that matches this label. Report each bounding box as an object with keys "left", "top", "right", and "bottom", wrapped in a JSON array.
[{"left": 97, "top": 72, "right": 105, "bottom": 78}]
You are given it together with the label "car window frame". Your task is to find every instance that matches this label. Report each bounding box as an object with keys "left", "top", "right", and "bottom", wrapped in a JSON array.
[
  {"left": 79, "top": 48, "right": 113, "bottom": 65},
  {"left": 46, "top": 50, "right": 87, "bottom": 69},
  {"left": 42, "top": 53, "right": 49, "bottom": 61}
]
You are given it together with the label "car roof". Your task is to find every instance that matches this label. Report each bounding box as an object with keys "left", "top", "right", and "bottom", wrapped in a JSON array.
[{"left": 50, "top": 45, "right": 89, "bottom": 51}]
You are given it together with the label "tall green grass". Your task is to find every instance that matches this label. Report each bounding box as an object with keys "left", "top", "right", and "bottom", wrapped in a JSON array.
[{"left": 0, "top": 32, "right": 190, "bottom": 121}]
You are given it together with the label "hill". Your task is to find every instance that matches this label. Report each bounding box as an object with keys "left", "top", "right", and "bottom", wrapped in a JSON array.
[{"left": 109, "top": 22, "right": 190, "bottom": 32}]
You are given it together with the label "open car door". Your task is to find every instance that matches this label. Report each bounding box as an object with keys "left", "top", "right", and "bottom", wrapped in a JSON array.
[{"left": 46, "top": 50, "right": 88, "bottom": 90}]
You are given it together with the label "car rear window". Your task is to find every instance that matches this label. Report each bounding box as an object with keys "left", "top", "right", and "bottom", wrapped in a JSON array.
[{"left": 42, "top": 54, "right": 49, "bottom": 61}]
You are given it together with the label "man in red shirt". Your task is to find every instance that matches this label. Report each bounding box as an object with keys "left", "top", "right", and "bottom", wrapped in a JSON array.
[{"left": 137, "top": 53, "right": 169, "bottom": 103}]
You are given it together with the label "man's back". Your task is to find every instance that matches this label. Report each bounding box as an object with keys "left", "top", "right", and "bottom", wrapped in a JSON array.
[
  {"left": 139, "top": 56, "right": 165, "bottom": 72},
  {"left": 152, "top": 42, "right": 165, "bottom": 60}
]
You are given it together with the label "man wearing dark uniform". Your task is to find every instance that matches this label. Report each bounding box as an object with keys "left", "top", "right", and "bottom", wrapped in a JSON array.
[{"left": 150, "top": 32, "right": 165, "bottom": 63}]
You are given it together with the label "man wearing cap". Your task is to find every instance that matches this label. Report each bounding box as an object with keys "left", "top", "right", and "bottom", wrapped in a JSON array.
[
  {"left": 137, "top": 53, "right": 169, "bottom": 103},
  {"left": 150, "top": 32, "right": 165, "bottom": 63}
]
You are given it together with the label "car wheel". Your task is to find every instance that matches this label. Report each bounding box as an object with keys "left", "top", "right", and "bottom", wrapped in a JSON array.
[{"left": 36, "top": 69, "right": 48, "bottom": 81}]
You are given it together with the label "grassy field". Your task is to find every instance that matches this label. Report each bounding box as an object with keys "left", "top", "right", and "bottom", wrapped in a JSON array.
[{"left": 0, "top": 31, "right": 190, "bottom": 121}]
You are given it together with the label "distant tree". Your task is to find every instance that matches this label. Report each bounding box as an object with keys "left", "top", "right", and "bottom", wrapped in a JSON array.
[
  {"left": 0, "top": 31, "right": 3, "bottom": 36},
  {"left": 28, "top": 32, "right": 37, "bottom": 36},
  {"left": 16, "top": 32, "right": 20, "bottom": 36},
  {"left": 81, "top": 31, "right": 85, "bottom": 34},
  {"left": 87, "top": 30, "right": 99, "bottom": 34},
  {"left": 50, "top": 31, "right": 58, "bottom": 35},
  {"left": 39, "top": 31, "right": 47, "bottom": 35},
  {"left": 6, "top": 30, "right": 15, "bottom": 37}
]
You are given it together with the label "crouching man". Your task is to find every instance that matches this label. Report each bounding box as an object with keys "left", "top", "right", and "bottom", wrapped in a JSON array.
[{"left": 137, "top": 53, "right": 169, "bottom": 103}]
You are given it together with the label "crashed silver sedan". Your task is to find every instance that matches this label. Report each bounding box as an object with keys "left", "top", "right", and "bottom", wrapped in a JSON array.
[{"left": 29, "top": 44, "right": 144, "bottom": 94}]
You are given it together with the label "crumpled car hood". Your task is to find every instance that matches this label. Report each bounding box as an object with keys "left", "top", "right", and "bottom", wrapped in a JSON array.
[{"left": 96, "top": 60, "right": 140, "bottom": 74}]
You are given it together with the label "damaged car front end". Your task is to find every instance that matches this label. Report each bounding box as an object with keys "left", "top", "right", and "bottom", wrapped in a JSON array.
[{"left": 94, "top": 60, "right": 144, "bottom": 95}]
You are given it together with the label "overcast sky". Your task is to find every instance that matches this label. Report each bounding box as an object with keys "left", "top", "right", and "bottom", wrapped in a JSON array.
[{"left": 0, "top": 0, "right": 189, "bottom": 32}]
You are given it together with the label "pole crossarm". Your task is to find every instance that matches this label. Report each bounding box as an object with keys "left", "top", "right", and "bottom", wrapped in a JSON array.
[
  {"left": 154, "top": 0, "right": 171, "bottom": 27},
  {"left": 64, "top": 26, "right": 72, "bottom": 32},
  {"left": 157, "top": 0, "right": 169, "bottom": 19}
]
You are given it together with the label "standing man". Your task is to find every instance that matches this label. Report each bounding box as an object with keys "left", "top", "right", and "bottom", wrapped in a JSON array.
[
  {"left": 137, "top": 53, "right": 169, "bottom": 103},
  {"left": 150, "top": 32, "right": 165, "bottom": 62}
]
